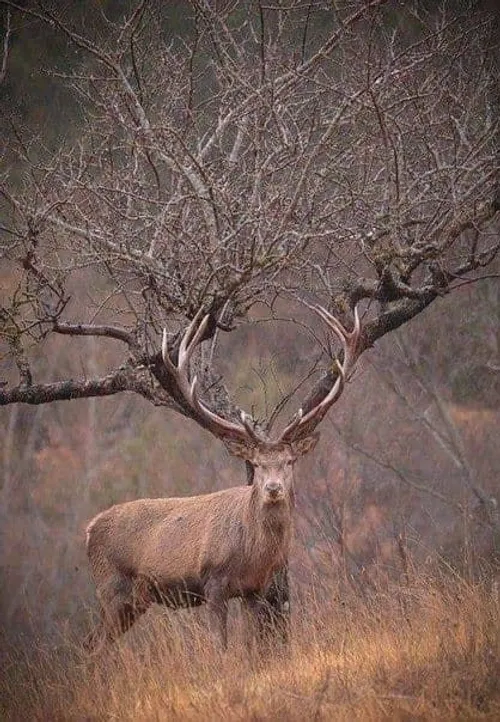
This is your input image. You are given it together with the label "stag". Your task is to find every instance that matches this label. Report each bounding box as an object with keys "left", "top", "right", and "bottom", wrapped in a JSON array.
[{"left": 85, "top": 305, "right": 361, "bottom": 649}]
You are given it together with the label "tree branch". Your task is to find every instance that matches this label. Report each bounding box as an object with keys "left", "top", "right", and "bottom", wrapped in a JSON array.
[
  {"left": 53, "top": 321, "right": 136, "bottom": 347},
  {"left": 0, "top": 368, "right": 146, "bottom": 406}
]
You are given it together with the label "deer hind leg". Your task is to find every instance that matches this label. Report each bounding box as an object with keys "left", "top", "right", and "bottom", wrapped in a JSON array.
[{"left": 85, "top": 572, "right": 148, "bottom": 651}]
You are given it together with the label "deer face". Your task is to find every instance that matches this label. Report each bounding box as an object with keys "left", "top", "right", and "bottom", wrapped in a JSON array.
[
  {"left": 252, "top": 447, "right": 295, "bottom": 504},
  {"left": 226, "top": 435, "right": 318, "bottom": 505}
]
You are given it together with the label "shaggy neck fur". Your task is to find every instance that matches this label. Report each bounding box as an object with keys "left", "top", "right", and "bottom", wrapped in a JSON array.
[{"left": 246, "top": 482, "right": 294, "bottom": 555}]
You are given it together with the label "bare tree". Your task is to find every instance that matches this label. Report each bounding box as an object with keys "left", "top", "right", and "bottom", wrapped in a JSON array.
[
  {"left": 0, "top": 0, "right": 498, "bottom": 407},
  {"left": 0, "top": 0, "right": 499, "bottom": 633}
]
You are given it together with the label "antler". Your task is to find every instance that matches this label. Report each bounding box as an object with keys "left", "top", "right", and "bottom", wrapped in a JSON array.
[
  {"left": 161, "top": 308, "right": 262, "bottom": 444},
  {"left": 161, "top": 304, "right": 361, "bottom": 449},
  {"left": 277, "top": 305, "right": 361, "bottom": 443}
]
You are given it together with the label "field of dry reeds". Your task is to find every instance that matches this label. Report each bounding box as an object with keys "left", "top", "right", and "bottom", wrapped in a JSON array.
[{"left": 2, "top": 569, "right": 500, "bottom": 722}]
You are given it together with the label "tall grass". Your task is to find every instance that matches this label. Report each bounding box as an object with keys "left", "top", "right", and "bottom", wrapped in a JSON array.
[{"left": 2, "top": 572, "right": 500, "bottom": 721}]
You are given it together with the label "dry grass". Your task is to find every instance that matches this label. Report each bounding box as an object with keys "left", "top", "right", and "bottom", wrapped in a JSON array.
[{"left": 2, "top": 573, "right": 500, "bottom": 721}]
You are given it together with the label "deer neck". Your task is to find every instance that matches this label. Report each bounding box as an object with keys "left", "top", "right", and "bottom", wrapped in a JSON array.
[{"left": 247, "top": 483, "right": 294, "bottom": 536}]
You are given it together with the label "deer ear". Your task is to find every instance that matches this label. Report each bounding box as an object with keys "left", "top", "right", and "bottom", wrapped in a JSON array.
[
  {"left": 224, "top": 439, "right": 254, "bottom": 461},
  {"left": 291, "top": 433, "right": 319, "bottom": 458}
]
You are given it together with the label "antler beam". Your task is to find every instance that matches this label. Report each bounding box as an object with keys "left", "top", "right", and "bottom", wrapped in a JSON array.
[
  {"left": 278, "top": 305, "right": 361, "bottom": 443},
  {"left": 161, "top": 309, "right": 262, "bottom": 444}
]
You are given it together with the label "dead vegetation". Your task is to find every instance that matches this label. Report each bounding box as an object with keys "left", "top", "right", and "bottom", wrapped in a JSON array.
[{"left": 2, "top": 570, "right": 500, "bottom": 722}]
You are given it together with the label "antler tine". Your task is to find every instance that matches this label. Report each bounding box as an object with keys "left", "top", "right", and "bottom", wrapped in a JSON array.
[
  {"left": 177, "top": 307, "right": 210, "bottom": 370},
  {"left": 162, "top": 310, "right": 209, "bottom": 377},
  {"left": 161, "top": 328, "right": 177, "bottom": 375},
  {"left": 313, "top": 304, "right": 360, "bottom": 371},
  {"left": 240, "top": 410, "right": 266, "bottom": 443},
  {"left": 278, "top": 408, "right": 303, "bottom": 439}
]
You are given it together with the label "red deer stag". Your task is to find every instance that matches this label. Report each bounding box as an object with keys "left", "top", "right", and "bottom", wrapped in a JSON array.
[{"left": 85, "top": 304, "right": 361, "bottom": 649}]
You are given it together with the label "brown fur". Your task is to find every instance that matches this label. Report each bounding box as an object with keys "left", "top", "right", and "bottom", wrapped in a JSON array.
[{"left": 85, "top": 437, "right": 317, "bottom": 648}]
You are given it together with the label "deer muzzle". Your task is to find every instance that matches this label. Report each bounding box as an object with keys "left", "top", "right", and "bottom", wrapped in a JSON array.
[{"left": 264, "top": 481, "right": 284, "bottom": 500}]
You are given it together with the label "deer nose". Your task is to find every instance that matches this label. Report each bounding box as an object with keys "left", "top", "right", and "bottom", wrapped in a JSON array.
[{"left": 264, "top": 481, "right": 282, "bottom": 497}]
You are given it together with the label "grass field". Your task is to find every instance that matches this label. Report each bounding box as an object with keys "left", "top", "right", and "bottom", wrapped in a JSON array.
[{"left": 2, "top": 572, "right": 500, "bottom": 721}]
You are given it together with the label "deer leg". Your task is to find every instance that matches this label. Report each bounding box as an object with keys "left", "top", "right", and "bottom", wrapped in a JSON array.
[
  {"left": 244, "top": 593, "right": 277, "bottom": 656},
  {"left": 263, "top": 565, "right": 291, "bottom": 645},
  {"left": 85, "top": 574, "right": 148, "bottom": 651},
  {"left": 84, "top": 602, "right": 131, "bottom": 651},
  {"left": 85, "top": 602, "right": 136, "bottom": 651},
  {"left": 245, "top": 569, "right": 291, "bottom": 654},
  {"left": 204, "top": 579, "right": 229, "bottom": 648}
]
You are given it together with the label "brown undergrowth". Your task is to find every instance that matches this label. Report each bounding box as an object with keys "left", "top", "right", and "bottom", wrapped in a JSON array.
[{"left": 2, "top": 572, "right": 500, "bottom": 721}]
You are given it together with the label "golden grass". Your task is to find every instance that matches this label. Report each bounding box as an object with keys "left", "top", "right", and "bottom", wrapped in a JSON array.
[{"left": 2, "top": 574, "right": 500, "bottom": 721}]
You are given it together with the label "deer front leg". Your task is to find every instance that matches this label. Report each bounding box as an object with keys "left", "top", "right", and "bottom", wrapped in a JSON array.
[
  {"left": 245, "top": 568, "right": 291, "bottom": 655},
  {"left": 204, "top": 578, "right": 229, "bottom": 648},
  {"left": 245, "top": 593, "right": 282, "bottom": 658},
  {"left": 264, "top": 565, "right": 291, "bottom": 645}
]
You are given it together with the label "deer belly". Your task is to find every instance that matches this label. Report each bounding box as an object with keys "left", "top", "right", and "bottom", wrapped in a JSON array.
[{"left": 149, "top": 577, "right": 205, "bottom": 608}]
